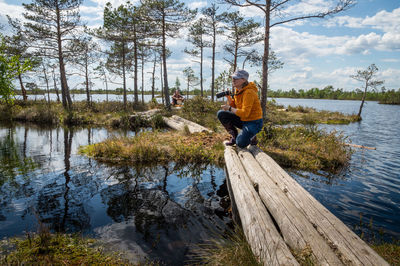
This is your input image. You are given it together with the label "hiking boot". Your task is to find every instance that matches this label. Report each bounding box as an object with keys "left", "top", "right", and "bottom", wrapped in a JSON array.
[
  {"left": 225, "top": 137, "right": 236, "bottom": 146},
  {"left": 250, "top": 136, "right": 258, "bottom": 146},
  {"left": 222, "top": 123, "right": 238, "bottom": 146}
]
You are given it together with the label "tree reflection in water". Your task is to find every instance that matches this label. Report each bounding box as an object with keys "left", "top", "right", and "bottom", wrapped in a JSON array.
[
  {"left": 97, "top": 163, "right": 229, "bottom": 265},
  {"left": 0, "top": 124, "right": 230, "bottom": 265}
]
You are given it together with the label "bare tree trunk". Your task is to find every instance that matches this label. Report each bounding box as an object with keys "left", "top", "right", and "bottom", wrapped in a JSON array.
[
  {"left": 56, "top": 6, "right": 71, "bottom": 110},
  {"left": 18, "top": 74, "right": 28, "bottom": 101},
  {"left": 358, "top": 82, "right": 368, "bottom": 118},
  {"left": 122, "top": 42, "right": 127, "bottom": 109},
  {"left": 200, "top": 45, "right": 204, "bottom": 97},
  {"left": 160, "top": 57, "right": 164, "bottom": 105},
  {"left": 52, "top": 69, "right": 60, "bottom": 102},
  {"left": 162, "top": 15, "right": 170, "bottom": 110},
  {"left": 261, "top": 0, "right": 271, "bottom": 121},
  {"left": 42, "top": 65, "right": 50, "bottom": 104},
  {"left": 152, "top": 53, "right": 156, "bottom": 100},
  {"left": 133, "top": 30, "right": 139, "bottom": 105},
  {"left": 85, "top": 60, "right": 90, "bottom": 105},
  {"left": 211, "top": 26, "right": 216, "bottom": 102},
  {"left": 141, "top": 52, "right": 144, "bottom": 104}
]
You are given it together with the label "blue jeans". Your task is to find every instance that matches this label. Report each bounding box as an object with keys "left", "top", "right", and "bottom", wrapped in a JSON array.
[{"left": 217, "top": 110, "right": 263, "bottom": 148}]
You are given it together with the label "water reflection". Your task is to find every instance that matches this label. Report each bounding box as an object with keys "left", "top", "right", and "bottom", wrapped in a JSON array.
[{"left": 0, "top": 124, "right": 229, "bottom": 264}]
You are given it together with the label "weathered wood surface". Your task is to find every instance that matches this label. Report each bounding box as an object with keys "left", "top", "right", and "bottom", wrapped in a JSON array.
[
  {"left": 248, "top": 145, "right": 389, "bottom": 266},
  {"left": 345, "top": 143, "right": 377, "bottom": 150},
  {"left": 237, "top": 148, "right": 343, "bottom": 265},
  {"left": 130, "top": 109, "right": 160, "bottom": 119},
  {"left": 224, "top": 144, "right": 299, "bottom": 266},
  {"left": 163, "top": 115, "right": 212, "bottom": 134}
]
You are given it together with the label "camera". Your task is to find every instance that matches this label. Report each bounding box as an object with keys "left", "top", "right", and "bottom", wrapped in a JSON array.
[{"left": 216, "top": 90, "right": 231, "bottom": 99}]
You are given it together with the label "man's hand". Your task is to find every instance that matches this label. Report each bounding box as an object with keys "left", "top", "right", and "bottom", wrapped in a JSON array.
[{"left": 221, "top": 104, "right": 230, "bottom": 111}]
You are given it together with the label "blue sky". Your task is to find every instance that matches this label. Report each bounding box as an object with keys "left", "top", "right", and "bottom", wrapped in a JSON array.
[{"left": 1, "top": 0, "right": 399, "bottom": 92}]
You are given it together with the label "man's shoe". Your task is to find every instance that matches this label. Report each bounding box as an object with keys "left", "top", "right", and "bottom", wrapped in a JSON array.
[
  {"left": 250, "top": 136, "right": 258, "bottom": 146},
  {"left": 225, "top": 137, "right": 236, "bottom": 146}
]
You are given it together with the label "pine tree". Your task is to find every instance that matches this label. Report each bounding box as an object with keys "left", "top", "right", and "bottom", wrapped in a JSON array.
[
  {"left": 202, "top": 4, "right": 223, "bottom": 102},
  {"left": 222, "top": 0, "right": 354, "bottom": 120},
  {"left": 220, "top": 11, "right": 263, "bottom": 72},
  {"left": 141, "top": 0, "right": 196, "bottom": 109},
  {"left": 184, "top": 18, "right": 210, "bottom": 97},
  {"left": 22, "top": 0, "right": 84, "bottom": 110}
]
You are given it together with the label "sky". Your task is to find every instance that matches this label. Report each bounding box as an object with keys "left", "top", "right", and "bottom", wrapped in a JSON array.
[{"left": 1, "top": 0, "right": 399, "bottom": 93}]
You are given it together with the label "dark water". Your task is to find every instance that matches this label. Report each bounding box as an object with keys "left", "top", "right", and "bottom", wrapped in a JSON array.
[
  {"left": 0, "top": 125, "right": 229, "bottom": 264},
  {"left": 274, "top": 98, "right": 400, "bottom": 242}
]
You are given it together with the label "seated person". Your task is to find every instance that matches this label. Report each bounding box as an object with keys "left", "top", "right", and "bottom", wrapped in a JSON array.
[{"left": 172, "top": 89, "right": 184, "bottom": 105}]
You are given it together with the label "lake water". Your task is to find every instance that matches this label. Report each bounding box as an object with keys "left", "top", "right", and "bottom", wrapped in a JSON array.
[
  {"left": 0, "top": 125, "right": 229, "bottom": 264},
  {"left": 273, "top": 98, "right": 400, "bottom": 242},
  {"left": 0, "top": 97, "right": 399, "bottom": 263}
]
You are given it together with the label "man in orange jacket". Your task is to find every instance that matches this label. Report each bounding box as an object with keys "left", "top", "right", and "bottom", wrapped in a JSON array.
[{"left": 217, "top": 69, "right": 263, "bottom": 147}]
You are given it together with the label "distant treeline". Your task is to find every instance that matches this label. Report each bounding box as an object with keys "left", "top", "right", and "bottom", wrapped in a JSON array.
[
  {"left": 16, "top": 85, "right": 400, "bottom": 105},
  {"left": 268, "top": 86, "right": 400, "bottom": 105}
]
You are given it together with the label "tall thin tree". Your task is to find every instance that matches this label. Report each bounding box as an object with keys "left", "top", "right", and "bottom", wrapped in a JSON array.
[
  {"left": 141, "top": 0, "right": 196, "bottom": 109},
  {"left": 202, "top": 4, "right": 223, "bottom": 102},
  {"left": 184, "top": 18, "right": 210, "bottom": 97},
  {"left": 22, "top": 0, "right": 84, "bottom": 110}
]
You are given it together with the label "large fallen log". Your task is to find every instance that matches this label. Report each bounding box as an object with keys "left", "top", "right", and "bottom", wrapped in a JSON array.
[
  {"left": 238, "top": 148, "right": 343, "bottom": 265},
  {"left": 163, "top": 115, "right": 212, "bottom": 134},
  {"left": 248, "top": 145, "right": 388, "bottom": 266},
  {"left": 224, "top": 145, "right": 299, "bottom": 265}
]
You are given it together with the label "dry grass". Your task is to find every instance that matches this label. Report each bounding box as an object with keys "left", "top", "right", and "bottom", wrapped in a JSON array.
[{"left": 79, "top": 130, "right": 227, "bottom": 167}]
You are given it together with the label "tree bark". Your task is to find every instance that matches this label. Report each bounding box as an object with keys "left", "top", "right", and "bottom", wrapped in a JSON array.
[
  {"left": 358, "top": 82, "right": 368, "bottom": 118},
  {"left": 122, "top": 41, "right": 127, "bottom": 109},
  {"left": 261, "top": 0, "right": 271, "bottom": 121},
  {"left": 133, "top": 26, "right": 139, "bottom": 105},
  {"left": 162, "top": 14, "right": 170, "bottom": 110},
  {"left": 18, "top": 74, "right": 27, "bottom": 101}
]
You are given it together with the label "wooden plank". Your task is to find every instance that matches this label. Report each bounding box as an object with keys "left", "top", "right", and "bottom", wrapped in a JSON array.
[
  {"left": 224, "top": 145, "right": 299, "bottom": 265},
  {"left": 238, "top": 148, "right": 343, "bottom": 265},
  {"left": 248, "top": 145, "right": 389, "bottom": 266}
]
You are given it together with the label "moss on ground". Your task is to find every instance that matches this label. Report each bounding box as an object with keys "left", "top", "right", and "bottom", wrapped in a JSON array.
[{"left": 0, "top": 232, "right": 134, "bottom": 265}]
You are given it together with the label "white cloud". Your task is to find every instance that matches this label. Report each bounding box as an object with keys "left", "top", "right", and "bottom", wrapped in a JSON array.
[
  {"left": 188, "top": 1, "right": 207, "bottom": 10},
  {"left": 327, "top": 7, "right": 400, "bottom": 34},
  {"left": 0, "top": 0, "right": 25, "bottom": 21}
]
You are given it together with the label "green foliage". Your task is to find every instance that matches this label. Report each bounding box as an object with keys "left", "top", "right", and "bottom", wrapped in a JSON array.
[
  {"left": 269, "top": 85, "right": 400, "bottom": 104},
  {"left": 181, "top": 96, "right": 220, "bottom": 130},
  {"left": 0, "top": 35, "right": 32, "bottom": 104},
  {"left": 0, "top": 232, "right": 131, "bottom": 265}
]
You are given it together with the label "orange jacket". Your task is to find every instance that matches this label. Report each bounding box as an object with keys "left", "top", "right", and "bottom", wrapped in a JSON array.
[{"left": 230, "top": 82, "right": 263, "bottom": 121}]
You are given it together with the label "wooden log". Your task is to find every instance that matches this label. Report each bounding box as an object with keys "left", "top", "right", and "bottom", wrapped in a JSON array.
[
  {"left": 130, "top": 109, "right": 160, "bottom": 119},
  {"left": 345, "top": 143, "right": 376, "bottom": 150},
  {"left": 224, "top": 144, "right": 299, "bottom": 265},
  {"left": 171, "top": 115, "right": 212, "bottom": 133},
  {"left": 238, "top": 148, "right": 343, "bottom": 265},
  {"left": 163, "top": 115, "right": 212, "bottom": 134},
  {"left": 248, "top": 145, "right": 388, "bottom": 266}
]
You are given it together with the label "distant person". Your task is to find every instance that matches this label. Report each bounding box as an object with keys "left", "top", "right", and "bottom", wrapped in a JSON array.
[
  {"left": 217, "top": 69, "right": 263, "bottom": 147},
  {"left": 172, "top": 89, "right": 184, "bottom": 105}
]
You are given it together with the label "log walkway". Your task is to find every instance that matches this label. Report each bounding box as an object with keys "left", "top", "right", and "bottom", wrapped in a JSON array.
[
  {"left": 225, "top": 144, "right": 388, "bottom": 265},
  {"left": 132, "top": 110, "right": 387, "bottom": 265}
]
